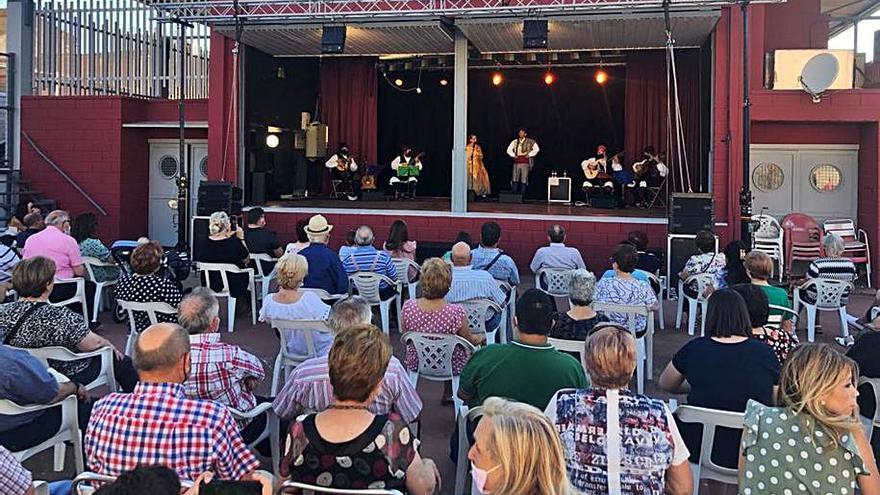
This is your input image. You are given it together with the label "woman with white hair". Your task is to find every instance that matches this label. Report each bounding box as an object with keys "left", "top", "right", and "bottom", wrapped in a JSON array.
[
  {"left": 551, "top": 269, "right": 608, "bottom": 341},
  {"left": 199, "top": 211, "right": 251, "bottom": 309},
  {"left": 805, "top": 232, "right": 857, "bottom": 346}
]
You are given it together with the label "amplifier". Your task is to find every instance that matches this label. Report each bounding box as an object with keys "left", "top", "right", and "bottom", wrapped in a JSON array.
[
  {"left": 666, "top": 233, "right": 719, "bottom": 298},
  {"left": 547, "top": 176, "right": 571, "bottom": 204},
  {"left": 361, "top": 189, "right": 385, "bottom": 202},
  {"left": 197, "top": 181, "right": 243, "bottom": 216},
  {"left": 669, "top": 193, "right": 714, "bottom": 234},
  {"left": 499, "top": 192, "right": 523, "bottom": 204}
]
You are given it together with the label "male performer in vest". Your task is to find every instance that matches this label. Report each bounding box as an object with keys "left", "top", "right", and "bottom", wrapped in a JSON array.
[
  {"left": 506, "top": 128, "right": 540, "bottom": 194},
  {"left": 325, "top": 142, "right": 359, "bottom": 201},
  {"left": 389, "top": 146, "right": 423, "bottom": 199}
]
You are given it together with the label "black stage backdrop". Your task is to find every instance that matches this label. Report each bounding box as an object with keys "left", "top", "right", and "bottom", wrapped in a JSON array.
[{"left": 377, "top": 66, "right": 626, "bottom": 198}]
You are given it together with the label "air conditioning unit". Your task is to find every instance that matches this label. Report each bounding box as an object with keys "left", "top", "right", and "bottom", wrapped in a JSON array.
[{"left": 772, "top": 49, "right": 855, "bottom": 90}]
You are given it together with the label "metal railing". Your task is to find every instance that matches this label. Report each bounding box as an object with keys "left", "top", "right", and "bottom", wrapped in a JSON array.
[{"left": 33, "top": 0, "right": 210, "bottom": 99}]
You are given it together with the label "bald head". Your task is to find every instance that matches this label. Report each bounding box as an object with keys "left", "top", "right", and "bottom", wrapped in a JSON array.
[
  {"left": 451, "top": 242, "right": 472, "bottom": 267},
  {"left": 133, "top": 323, "right": 191, "bottom": 379}
]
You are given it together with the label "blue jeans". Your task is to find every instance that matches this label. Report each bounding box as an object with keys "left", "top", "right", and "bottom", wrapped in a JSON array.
[{"left": 49, "top": 481, "right": 72, "bottom": 495}]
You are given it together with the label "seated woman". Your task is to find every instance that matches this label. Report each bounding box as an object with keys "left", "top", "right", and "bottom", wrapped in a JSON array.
[
  {"left": 679, "top": 230, "right": 725, "bottom": 298},
  {"left": 659, "top": 288, "right": 780, "bottom": 470},
  {"left": 401, "top": 258, "right": 484, "bottom": 403},
  {"left": 338, "top": 229, "right": 357, "bottom": 261},
  {"left": 0, "top": 257, "right": 138, "bottom": 392},
  {"left": 731, "top": 283, "right": 799, "bottom": 364},
  {"left": 284, "top": 218, "right": 311, "bottom": 256},
  {"left": 552, "top": 269, "right": 608, "bottom": 341},
  {"left": 200, "top": 212, "right": 252, "bottom": 312},
  {"left": 546, "top": 324, "right": 692, "bottom": 494},
  {"left": 71, "top": 212, "right": 119, "bottom": 284},
  {"left": 806, "top": 233, "right": 858, "bottom": 346},
  {"left": 259, "top": 253, "right": 332, "bottom": 357},
  {"left": 594, "top": 244, "right": 659, "bottom": 336},
  {"left": 744, "top": 250, "right": 794, "bottom": 333},
  {"left": 740, "top": 344, "right": 880, "bottom": 495},
  {"left": 383, "top": 220, "right": 418, "bottom": 280},
  {"left": 470, "top": 397, "right": 578, "bottom": 495},
  {"left": 114, "top": 241, "right": 183, "bottom": 333},
  {"left": 280, "top": 324, "right": 440, "bottom": 494}
]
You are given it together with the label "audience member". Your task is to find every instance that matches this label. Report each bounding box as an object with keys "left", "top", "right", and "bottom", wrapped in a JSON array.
[
  {"left": 628, "top": 230, "right": 662, "bottom": 274},
  {"left": 243, "top": 207, "right": 283, "bottom": 258},
  {"left": 22, "top": 210, "right": 97, "bottom": 322},
  {"left": 744, "top": 250, "right": 794, "bottom": 333},
  {"left": 471, "top": 221, "right": 520, "bottom": 286},
  {"left": 0, "top": 229, "right": 20, "bottom": 286},
  {"left": 383, "top": 220, "right": 418, "bottom": 280},
  {"left": 402, "top": 258, "right": 484, "bottom": 403},
  {"left": 0, "top": 445, "right": 33, "bottom": 495},
  {"left": 740, "top": 344, "right": 880, "bottom": 495},
  {"left": 342, "top": 226, "right": 398, "bottom": 300},
  {"left": 15, "top": 211, "right": 44, "bottom": 249},
  {"left": 679, "top": 230, "right": 724, "bottom": 298},
  {"left": 659, "top": 288, "right": 780, "bottom": 469},
  {"left": 8, "top": 200, "right": 40, "bottom": 235},
  {"left": 259, "top": 253, "right": 332, "bottom": 357},
  {"left": 0, "top": 343, "right": 91, "bottom": 453},
  {"left": 459, "top": 288, "right": 588, "bottom": 410},
  {"left": 807, "top": 233, "right": 858, "bottom": 346},
  {"left": 71, "top": 212, "right": 119, "bottom": 283},
  {"left": 280, "top": 324, "right": 439, "bottom": 494},
  {"left": 0, "top": 257, "right": 137, "bottom": 391},
  {"left": 86, "top": 323, "right": 259, "bottom": 481},
  {"left": 93, "top": 465, "right": 181, "bottom": 495},
  {"left": 529, "top": 224, "right": 587, "bottom": 273},
  {"left": 284, "top": 218, "right": 311, "bottom": 256},
  {"left": 594, "top": 244, "right": 659, "bottom": 336},
  {"left": 546, "top": 325, "right": 692, "bottom": 494},
  {"left": 200, "top": 212, "right": 252, "bottom": 313},
  {"left": 273, "top": 296, "right": 422, "bottom": 422},
  {"left": 299, "top": 215, "right": 349, "bottom": 295},
  {"left": 114, "top": 241, "right": 183, "bottom": 332},
  {"left": 448, "top": 242, "right": 506, "bottom": 331},
  {"left": 551, "top": 269, "right": 608, "bottom": 341},
  {"left": 442, "top": 231, "right": 472, "bottom": 262},
  {"left": 717, "top": 240, "right": 749, "bottom": 288},
  {"left": 847, "top": 324, "right": 880, "bottom": 429},
  {"left": 338, "top": 229, "right": 357, "bottom": 261},
  {"left": 731, "top": 283, "right": 799, "bottom": 364},
  {"left": 470, "top": 397, "right": 578, "bottom": 495}
]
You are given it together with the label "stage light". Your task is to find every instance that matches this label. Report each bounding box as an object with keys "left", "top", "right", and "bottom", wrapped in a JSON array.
[
  {"left": 595, "top": 69, "right": 608, "bottom": 85},
  {"left": 416, "top": 87, "right": 422, "bottom": 94},
  {"left": 394, "top": 78, "right": 404, "bottom": 87},
  {"left": 544, "top": 71, "right": 555, "bottom": 85},
  {"left": 491, "top": 72, "right": 503, "bottom": 86},
  {"left": 266, "top": 134, "right": 280, "bottom": 149},
  {"left": 439, "top": 78, "right": 449, "bottom": 86}
]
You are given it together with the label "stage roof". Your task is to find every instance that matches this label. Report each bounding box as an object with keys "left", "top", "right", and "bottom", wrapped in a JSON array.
[{"left": 823, "top": 0, "right": 880, "bottom": 37}]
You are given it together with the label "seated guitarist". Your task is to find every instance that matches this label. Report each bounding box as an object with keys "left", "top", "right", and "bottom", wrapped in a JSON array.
[
  {"left": 581, "top": 145, "right": 613, "bottom": 205},
  {"left": 389, "top": 146, "right": 423, "bottom": 199},
  {"left": 324, "top": 142, "right": 360, "bottom": 201},
  {"left": 627, "top": 146, "right": 668, "bottom": 207}
]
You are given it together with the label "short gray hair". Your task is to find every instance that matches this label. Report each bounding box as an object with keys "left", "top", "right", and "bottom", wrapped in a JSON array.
[
  {"left": 354, "top": 226, "right": 374, "bottom": 246},
  {"left": 44, "top": 210, "right": 70, "bottom": 227},
  {"left": 133, "top": 323, "right": 191, "bottom": 372},
  {"left": 823, "top": 233, "right": 845, "bottom": 257},
  {"left": 178, "top": 287, "right": 220, "bottom": 335},
  {"left": 328, "top": 296, "right": 372, "bottom": 333},
  {"left": 568, "top": 269, "right": 597, "bottom": 307},
  {"left": 307, "top": 231, "right": 330, "bottom": 244}
]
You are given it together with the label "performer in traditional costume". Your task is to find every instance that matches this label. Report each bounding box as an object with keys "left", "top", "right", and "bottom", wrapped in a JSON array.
[
  {"left": 467, "top": 134, "right": 491, "bottom": 197},
  {"left": 325, "top": 142, "right": 359, "bottom": 201},
  {"left": 506, "top": 128, "right": 539, "bottom": 194},
  {"left": 581, "top": 145, "right": 613, "bottom": 205},
  {"left": 627, "top": 146, "right": 669, "bottom": 207},
  {"left": 390, "top": 146, "right": 423, "bottom": 199}
]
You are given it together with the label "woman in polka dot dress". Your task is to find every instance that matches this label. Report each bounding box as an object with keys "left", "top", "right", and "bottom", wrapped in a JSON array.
[
  {"left": 401, "top": 258, "right": 485, "bottom": 404},
  {"left": 739, "top": 344, "right": 880, "bottom": 495}
]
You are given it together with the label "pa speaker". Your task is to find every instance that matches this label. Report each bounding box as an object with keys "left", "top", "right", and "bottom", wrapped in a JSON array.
[
  {"left": 322, "top": 25, "right": 346, "bottom": 54},
  {"left": 523, "top": 20, "right": 548, "bottom": 49},
  {"left": 668, "top": 192, "right": 714, "bottom": 234}
]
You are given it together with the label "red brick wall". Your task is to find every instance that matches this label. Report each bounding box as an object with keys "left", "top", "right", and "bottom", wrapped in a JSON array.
[{"left": 751, "top": 123, "right": 862, "bottom": 144}]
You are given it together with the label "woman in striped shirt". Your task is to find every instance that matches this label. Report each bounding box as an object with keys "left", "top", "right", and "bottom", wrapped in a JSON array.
[{"left": 805, "top": 233, "right": 857, "bottom": 345}]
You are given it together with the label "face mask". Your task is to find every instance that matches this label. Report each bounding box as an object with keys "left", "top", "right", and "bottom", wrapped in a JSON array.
[{"left": 471, "top": 462, "right": 500, "bottom": 493}]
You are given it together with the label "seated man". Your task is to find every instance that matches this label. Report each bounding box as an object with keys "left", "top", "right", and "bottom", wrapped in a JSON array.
[
  {"left": 389, "top": 146, "right": 423, "bottom": 199},
  {"left": 448, "top": 242, "right": 506, "bottom": 331},
  {"left": 15, "top": 211, "right": 44, "bottom": 249},
  {"left": 299, "top": 215, "right": 349, "bottom": 295},
  {"left": 0, "top": 343, "right": 91, "bottom": 453},
  {"left": 471, "top": 221, "right": 520, "bottom": 287},
  {"left": 243, "top": 207, "right": 284, "bottom": 259},
  {"left": 341, "top": 226, "right": 398, "bottom": 300},
  {"left": 272, "top": 296, "right": 422, "bottom": 422},
  {"left": 458, "top": 288, "right": 588, "bottom": 410},
  {"left": 529, "top": 224, "right": 587, "bottom": 276},
  {"left": 324, "top": 143, "right": 359, "bottom": 201},
  {"left": 85, "top": 323, "right": 259, "bottom": 481}
]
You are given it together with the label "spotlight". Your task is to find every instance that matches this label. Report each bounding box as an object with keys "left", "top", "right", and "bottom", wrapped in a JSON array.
[
  {"left": 416, "top": 87, "right": 422, "bottom": 94},
  {"left": 439, "top": 78, "right": 449, "bottom": 86},
  {"left": 595, "top": 69, "right": 608, "bottom": 85},
  {"left": 394, "top": 78, "right": 404, "bottom": 87},
  {"left": 266, "top": 134, "right": 280, "bottom": 149},
  {"left": 543, "top": 71, "right": 555, "bottom": 85},
  {"left": 491, "top": 72, "right": 504, "bottom": 86}
]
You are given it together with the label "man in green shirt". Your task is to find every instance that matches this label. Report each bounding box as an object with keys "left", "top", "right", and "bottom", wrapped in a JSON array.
[{"left": 458, "top": 288, "right": 589, "bottom": 410}]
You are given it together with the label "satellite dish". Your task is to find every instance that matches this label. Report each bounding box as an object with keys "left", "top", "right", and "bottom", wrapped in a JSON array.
[{"left": 798, "top": 53, "right": 839, "bottom": 103}]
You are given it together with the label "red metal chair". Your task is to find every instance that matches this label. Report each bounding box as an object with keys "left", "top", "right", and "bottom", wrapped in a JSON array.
[
  {"left": 781, "top": 213, "right": 823, "bottom": 280},
  {"left": 823, "top": 218, "right": 872, "bottom": 288}
]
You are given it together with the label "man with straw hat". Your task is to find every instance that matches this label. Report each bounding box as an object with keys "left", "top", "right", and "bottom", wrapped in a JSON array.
[{"left": 298, "top": 215, "right": 349, "bottom": 295}]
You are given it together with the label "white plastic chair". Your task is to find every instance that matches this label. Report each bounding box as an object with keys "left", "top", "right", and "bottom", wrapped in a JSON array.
[
  {"left": 535, "top": 268, "right": 576, "bottom": 311},
  {"left": 0, "top": 395, "right": 84, "bottom": 473},
  {"left": 268, "top": 318, "right": 332, "bottom": 396},
  {"left": 196, "top": 262, "right": 257, "bottom": 332},
  {"left": 793, "top": 278, "right": 853, "bottom": 342},
  {"left": 592, "top": 301, "right": 654, "bottom": 394},
  {"left": 496, "top": 280, "right": 516, "bottom": 344},
  {"left": 349, "top": 272, "right": 401, "bottom": 335},
  {"left": 72, "top": 472, "right": 193, "bottom": 495},
  {"left": 18, "top": 346, "right": 117, "bottom": 392},
  {"left": 51, "top": 277, "right": 89, "bottom": 322},
  {"left": 824, "top": 218, "right": 872, "bottom": 288},
  {"left": 766, "top": 303, "right": 799, "bottom": 330},
  {"left": 32, "top": 481, "right": 49, "bottom": 495},
  {"left": 858, "top": 377, "right": 880, "bottom": 442},
  {"left": 116, "top": 300, "right": 178, "bottom": 356},
  {"left": 82, "top": 256, "right": 118, "bottom": 322},
  {"left": 674, "top": 405, "right": 745, "bottom": 490},
  {"left": 675, "top": 273, "right": 715, "bottom": 336},
  {"left": 401, "top": 331, "right": 476, "bottom": 413},
  {"left": 646, "top": 272, "right": 666, "bottom": 330},
  {"left": 249, "top": 253, "right": 278, "bottom": 302},
  {"left": 391, "top": 257, "right": 421, "bottom": 302},
  {"left": 229, "top": 403, "right": 281, "bottom": 476},
  {"left": 299, "top": 287, "right": 348, "bottom": 303},
  {"left": 454, "top": 405, "right": 485, "bottom": 495},
  {"left": 458, "top": 297, "right": 506, "bottom": 345},
  {"left": 752, "top": 214, "right": 785, "bottom": 282},
  {"left": 548, "top": 337, "right": 585, "bottom": 363},
  {"left": 281, "top": 480, "right": 403, "bottom": 495}
]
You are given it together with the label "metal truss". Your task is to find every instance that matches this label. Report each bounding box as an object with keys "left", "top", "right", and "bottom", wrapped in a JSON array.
[{"left": 148, "top": 0, "right": 782, "bottom": 24}]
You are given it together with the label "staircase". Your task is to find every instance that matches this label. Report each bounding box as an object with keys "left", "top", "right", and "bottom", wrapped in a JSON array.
[{"left": 0, "top": 170, "right": 59, "bottom": 228}]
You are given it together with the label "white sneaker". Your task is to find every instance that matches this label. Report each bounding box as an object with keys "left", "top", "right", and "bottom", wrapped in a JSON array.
[{"left": 835, "top": 335, "right": 855, "bottom": 347}]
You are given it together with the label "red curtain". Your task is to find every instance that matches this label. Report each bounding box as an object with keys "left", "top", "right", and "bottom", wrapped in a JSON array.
[
  {"left": 625, "top": 50, "right": 703, "bottom": 193},
  {"left": 319, "top": 58, "right": 379, "bottom": 192}
]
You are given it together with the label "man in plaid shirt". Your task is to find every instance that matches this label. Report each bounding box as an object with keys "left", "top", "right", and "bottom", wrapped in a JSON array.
[
  {"left": 85, "top": 323, "right": 259, "bottom": 481},
  {"left": 0, "top": 445, "right": 32, "bottom": 495}
]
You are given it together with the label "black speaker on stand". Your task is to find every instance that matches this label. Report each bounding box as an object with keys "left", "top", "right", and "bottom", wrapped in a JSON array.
[
  {"left": 197, "top": 181, "right": 243, "bottom": 217},
  {"left": 666, "top": 193, "right": 717, "bottom": 299}
]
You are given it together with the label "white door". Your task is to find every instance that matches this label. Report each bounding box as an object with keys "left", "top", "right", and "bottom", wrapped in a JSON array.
[
  {"left": 149, "top": 143, "right": 183, "bottom": 246},
  {"left": 750, "top": 150, "right": 794, "bottom": 218},
  {"left": 190, "top": 143, "right": 208, "bottom": 219}
]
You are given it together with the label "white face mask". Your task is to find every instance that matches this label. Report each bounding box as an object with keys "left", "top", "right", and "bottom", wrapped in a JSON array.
[{"left": 471, "top": 462, "right": 500, "bottom": 493}]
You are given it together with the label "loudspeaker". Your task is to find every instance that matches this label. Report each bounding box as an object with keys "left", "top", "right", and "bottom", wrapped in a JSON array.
[
  {"left": 499, "top": 192, "right": 523, "bottom": 204},
  {"left": 197, "top": 181, "right": 243, "bottom": 216},
  {"left": 669, "top": 193, "right": 714, "bottom": 234},
  {"left": 362, "top": 189, "right": 384, "bottom": 202},
  {"left": 322, "top": 25, "right": 346, "bottom": 54},
  {"left": 591, "top": 195, "right": 617, "bottom": 209},
  {"left": 522, "top": 20, "right": 548, "bottom": 49}
]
